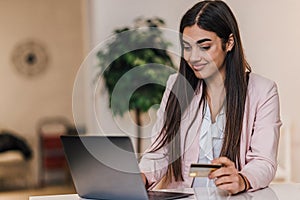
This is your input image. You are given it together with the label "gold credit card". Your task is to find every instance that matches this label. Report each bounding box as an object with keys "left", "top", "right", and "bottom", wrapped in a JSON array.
[{"left": 189, "top": 163, "right": 222, "bottom": 177}]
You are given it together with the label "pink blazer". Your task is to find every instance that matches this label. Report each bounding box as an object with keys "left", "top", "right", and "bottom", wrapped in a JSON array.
[{"left": 139, "top": 73, "right": 281, "bottom": 191}]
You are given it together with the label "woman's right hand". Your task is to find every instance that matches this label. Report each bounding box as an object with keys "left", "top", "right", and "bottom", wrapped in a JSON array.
[{"left": 209, "top": 157, "right": 249, "bottom": 194}]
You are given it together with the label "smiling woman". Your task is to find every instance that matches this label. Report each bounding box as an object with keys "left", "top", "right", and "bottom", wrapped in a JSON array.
[
  {"left": 139, "top": 0, "right": 281, "bottom": 195},
  {"left": 182, "top": 26, "right": 233, "bottom": 82}
]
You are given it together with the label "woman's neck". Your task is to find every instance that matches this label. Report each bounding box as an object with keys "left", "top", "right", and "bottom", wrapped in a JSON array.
[{"left": 205, "top": 70, "right": 226, "bottom": 123}]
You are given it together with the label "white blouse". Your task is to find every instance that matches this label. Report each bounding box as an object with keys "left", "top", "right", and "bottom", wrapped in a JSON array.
[{"left": 193, "top": 102, "right": 225, "bottom": 187}]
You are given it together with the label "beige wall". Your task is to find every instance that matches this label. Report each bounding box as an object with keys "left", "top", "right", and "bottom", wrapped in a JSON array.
[{"left": 0, "top": 0, "right": 84, "bottom": 186}]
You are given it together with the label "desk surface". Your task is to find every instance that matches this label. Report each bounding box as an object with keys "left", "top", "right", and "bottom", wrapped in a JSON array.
[{"left": 30, "top": 183, "right": 300, "bottom": 200}]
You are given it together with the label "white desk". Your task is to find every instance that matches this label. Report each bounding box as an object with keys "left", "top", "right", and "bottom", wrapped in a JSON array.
[{"left": 30, "top": 183, "right": 300, "bottom": 200}]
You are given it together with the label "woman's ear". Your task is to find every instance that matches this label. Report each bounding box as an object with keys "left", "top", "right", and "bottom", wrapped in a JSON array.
[{"left": 226, "top": 33, "right": 235, "bottom": 52}]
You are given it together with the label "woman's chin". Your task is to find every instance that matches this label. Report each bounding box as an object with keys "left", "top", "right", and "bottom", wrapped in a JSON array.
[{"left": 193, "top": 71, "right": 206, "bottom": 79}]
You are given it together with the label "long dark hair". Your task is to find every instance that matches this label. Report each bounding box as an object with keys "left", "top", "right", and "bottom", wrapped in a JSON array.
[{"left": 151, "top": 0, "right": 251, "bottom": 183}]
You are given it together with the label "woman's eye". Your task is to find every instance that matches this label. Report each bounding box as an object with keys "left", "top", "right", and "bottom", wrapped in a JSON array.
[
  {"left": 183, "top": 46, "right": 192, "bottom": 51},
  {"left": 200, "top": 46, "right": 210, "bottom": 51}
]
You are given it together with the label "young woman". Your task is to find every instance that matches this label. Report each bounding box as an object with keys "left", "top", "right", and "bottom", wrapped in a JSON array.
[{"left": 139, "top": 0, "right": 281, "bottom": 195}]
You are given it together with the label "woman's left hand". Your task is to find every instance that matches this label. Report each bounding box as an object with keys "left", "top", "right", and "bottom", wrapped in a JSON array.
[{"left": 208, "top": 156, "right": 246, "bottom": 194}]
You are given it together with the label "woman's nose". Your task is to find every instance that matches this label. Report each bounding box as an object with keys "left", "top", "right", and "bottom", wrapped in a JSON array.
[{"left": 190, "top": 47, "right": 203, "bottom": 62}]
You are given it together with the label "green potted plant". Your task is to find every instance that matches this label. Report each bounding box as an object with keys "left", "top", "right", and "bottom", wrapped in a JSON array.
[{"left": 97, "top": 17, "right": 176, "bottom": 153}]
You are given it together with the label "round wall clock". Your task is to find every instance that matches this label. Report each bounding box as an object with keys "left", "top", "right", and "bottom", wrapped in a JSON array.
[{"left": 11, "top": 39, "right": 49, "bottom": 78}]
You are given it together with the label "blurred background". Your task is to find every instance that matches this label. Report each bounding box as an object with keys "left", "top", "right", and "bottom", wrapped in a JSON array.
[{"left": 0, "top": 0, "right": 299, "bottom": 199}]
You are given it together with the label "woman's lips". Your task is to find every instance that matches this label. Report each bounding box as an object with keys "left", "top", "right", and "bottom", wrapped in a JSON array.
[{"left": 192, "top": 63, "right": 207, "bottom": 71}]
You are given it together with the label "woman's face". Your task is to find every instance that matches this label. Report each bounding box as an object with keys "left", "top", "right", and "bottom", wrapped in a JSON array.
[{"left": 182, "top": 25, "right": 231, "bottom": 80}]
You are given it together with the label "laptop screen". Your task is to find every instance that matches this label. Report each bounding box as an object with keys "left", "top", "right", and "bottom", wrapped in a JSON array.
[{"left": 61, "top": 135, "right": 192, "bottom": 200}]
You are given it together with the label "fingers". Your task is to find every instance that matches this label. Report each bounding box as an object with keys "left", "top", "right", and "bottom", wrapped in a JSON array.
[
  {"left": 212, "top": 172, "right": 243, "bottom": 194},
  {"left": 217, "top": 180, "right": 241, "bottom": 194},
  {"left": 211, "top": 156, "right": 235, "bottom": 167},
  {"left": 209, "top": 158, "right": 236, "bottom": 179},
  {"left": 215, "top": 173, "right": 246, "bottom": 194},
  {"left": 214, "top": 173, "right": 239, "bottom": 187},
  {"left": 208, "top": 157, "right": 245, "bottom": 194},
  {"left": 208, "top": 166, "right": 235, "bottom": 179}
]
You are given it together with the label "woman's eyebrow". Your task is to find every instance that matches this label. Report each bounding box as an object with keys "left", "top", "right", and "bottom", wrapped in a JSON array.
[
  {"left": 196, "top": 38, "right": 212, "bottom": 44},
  {"left": 182, "top": 38, "right": 212, "bottom": 45},
  {"left": 182, "top": 40, "right": 191, "bottom": 45}
]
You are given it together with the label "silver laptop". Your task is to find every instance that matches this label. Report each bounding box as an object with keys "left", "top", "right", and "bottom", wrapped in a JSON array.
[{"left": 61, "top": 135, "right": 192, "bottom": 200}]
